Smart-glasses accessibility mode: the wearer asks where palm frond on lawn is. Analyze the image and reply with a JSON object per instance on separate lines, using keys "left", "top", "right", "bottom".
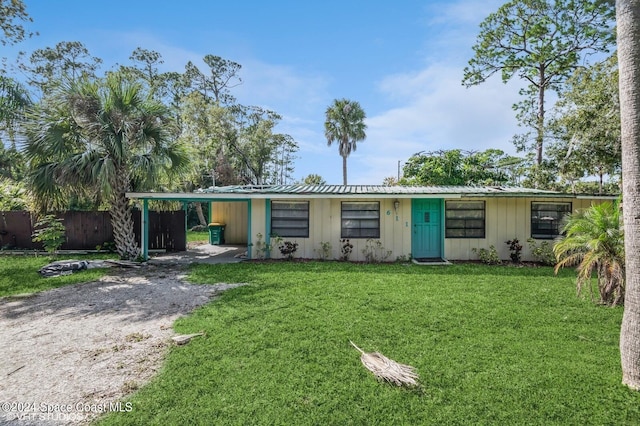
{"left": 349, "top": 340, "right": 419, "bottom": 387}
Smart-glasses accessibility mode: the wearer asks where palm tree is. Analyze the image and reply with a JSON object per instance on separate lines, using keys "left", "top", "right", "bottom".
{"left": 617, "top": 0, "right": 640, "bottom": 391}
{"left": 554, "top": 201, "right": 624, "bottom": 306}
{"left": 24, "top": 72, "right": 188, "bottom": 260}
{"left": 324, "top": 99, "right": 366, "bottom": 185}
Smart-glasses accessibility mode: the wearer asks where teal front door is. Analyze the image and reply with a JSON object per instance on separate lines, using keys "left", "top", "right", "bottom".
{"left": 412, "top": 199, "right": 442, "bottom": 259}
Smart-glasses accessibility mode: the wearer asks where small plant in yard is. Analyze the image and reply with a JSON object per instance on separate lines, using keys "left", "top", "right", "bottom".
{"left": 395, "top": 253, "right": 411, "bottom": 263}
{"left": 339, "top": 239, "right": 354, "bottom": 261}
{"left": 314, "top": 241, "right": 332, "bottom": 260}
{"left": 505, "top": 238, "right": 523, "bottom": 263}
{"left": 527, "top": 238, "right": 556, "bottom": 266}
{"left": 254, "top": 233, "right": 271, "bottom": 259}
{"left": 361, "top": 239, "right": 392, "bottom": 263}
{"left": 554, "top": 201, "right": 624, "bottom": 306}
{"left": 472, "top": 246, "right": 502, "bottom": 265}
{"left": 32, "top": 215, "right": 66, "bottom": 254}
{"left": 278, "top": 241, "right": 299, "bottom": 260}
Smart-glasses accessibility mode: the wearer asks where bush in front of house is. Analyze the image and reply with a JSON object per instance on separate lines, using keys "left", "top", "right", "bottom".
{"left": 505, "top": 238, "right": 523, "bottom": 263}
{"left": 527, "top": 238, "right": 556, "bottom": 266}
{"left": 278, "top": 241, "right": 298, "bottom": 260}
{"left": 472, "top": 246, "right": 502, "bottom": 265}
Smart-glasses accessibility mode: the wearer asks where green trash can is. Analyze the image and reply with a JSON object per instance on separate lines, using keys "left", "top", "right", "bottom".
{"left": 208, "top": 223, "right": 226, "bottom": 245}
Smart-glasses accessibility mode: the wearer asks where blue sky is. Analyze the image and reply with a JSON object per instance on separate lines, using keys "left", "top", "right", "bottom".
{"left": 6, "top": 0, "right": 525, "bottom": 185}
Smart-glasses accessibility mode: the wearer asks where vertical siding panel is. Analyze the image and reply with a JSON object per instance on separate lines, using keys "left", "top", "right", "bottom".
{"left": 381, "top": 198, "right": 393, "bottom": 259}
{"left": 485, "top": 198, "right": 499, "bottom": 260}
{"left": 321, "top": 198, "right": 332, "bottom": 258}
{"left": 320, "top": 198, "right": 330, "bottom": 255}
{"left": 495, "top": 198, "right": 508, "bottom": 260}
{"left": 516, "top": 198, "right": 531, "bottom": 260}
{"left": 329, "top": 199, "right": 339, "bottom": 260}
{"left": 395, "top": 198, "right": 410, "bottom": 260}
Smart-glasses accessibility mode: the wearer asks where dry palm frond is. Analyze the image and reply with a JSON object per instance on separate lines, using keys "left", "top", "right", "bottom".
{"left": 349, "top": 340, "right": 419, "bottom": 387}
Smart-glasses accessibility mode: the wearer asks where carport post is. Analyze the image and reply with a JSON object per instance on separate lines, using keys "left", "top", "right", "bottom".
{"left": 142, "top": 199, "right": 149, "bottom": 260}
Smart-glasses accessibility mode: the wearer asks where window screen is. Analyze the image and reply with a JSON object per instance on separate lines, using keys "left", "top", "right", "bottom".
{"left": 531, "top": 202, "right": 571, "bottom": 239}
{"left": 271, "top": 201, "right": 309, "bottom": 238}
{"left": 445, "top": 201, "right": 485, "bottom": 238}
{"left": 341, "top": 202, "right": 380, "bottom": 238}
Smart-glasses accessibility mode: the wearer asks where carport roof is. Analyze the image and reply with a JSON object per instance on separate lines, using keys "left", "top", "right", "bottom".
{"left": 127, "top": 184, "right": 616, "bottom": 200}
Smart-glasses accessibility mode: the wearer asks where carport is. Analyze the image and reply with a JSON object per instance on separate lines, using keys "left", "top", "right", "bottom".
{"left": 126, "top": 191, "right": 253, "bottom": 261}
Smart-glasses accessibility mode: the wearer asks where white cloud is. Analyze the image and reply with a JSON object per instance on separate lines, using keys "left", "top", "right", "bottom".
{"left": 348, "top": 63, "right": 524, "bottom": 184}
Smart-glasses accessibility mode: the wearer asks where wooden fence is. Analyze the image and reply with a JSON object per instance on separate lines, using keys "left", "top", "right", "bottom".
{"left": 0, "top": 210, "right": 186, "bottom": 251}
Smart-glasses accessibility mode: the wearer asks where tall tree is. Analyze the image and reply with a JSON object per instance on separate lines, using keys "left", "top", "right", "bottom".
{"left": 119, "top": 48, "right": 165, "bottom": 99}
{"left": 184, "top": 55, "right": 242, "bottom": 104}
{"left": 324, "top": 98, "right": 367, "bottom": 185}
{"left": 463, "top": 0, "right": 615, "bottom": 168}
{"left": 0, "top": 0, "right": 35, "bottom": 46}
{"left": 548, "top": 55, "right": 621, "bottom": 193}
{"left": 178, "top": 92, "right": 237, "bottom": 225}
{"left": 230, "top": 106, "right": 289, "bottom": 185}
{"left": 24, "top": 72, "right": 188, "bottom": 259}
{"left": 617, "top": 0, "right": 640, "bottom": 391}
{"left": 271, "top": 134, "right": 298, "bottom": 184}
{"left": 19, "top": 41, "right": 103, "bottom": 96}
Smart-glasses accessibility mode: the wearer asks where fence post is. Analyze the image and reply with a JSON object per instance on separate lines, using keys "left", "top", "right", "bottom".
{"left": 142, "top": 199, "right": 149, "bottom": 260}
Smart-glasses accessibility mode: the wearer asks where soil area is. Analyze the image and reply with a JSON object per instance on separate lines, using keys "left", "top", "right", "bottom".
{"left": 0, "top": 245, "right": 246, "bottom": 425}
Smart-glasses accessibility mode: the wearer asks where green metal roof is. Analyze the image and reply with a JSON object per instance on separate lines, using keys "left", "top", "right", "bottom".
{"left": 127, "top": 184, "right": 617, "bottom": 200}
{"left": 195, "top": 184, "right": 567, "bottom": 196}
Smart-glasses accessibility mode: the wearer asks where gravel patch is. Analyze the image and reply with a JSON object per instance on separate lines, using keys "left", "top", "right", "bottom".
{"left": 0, "top": 263, "right": 242, "bottom": 425}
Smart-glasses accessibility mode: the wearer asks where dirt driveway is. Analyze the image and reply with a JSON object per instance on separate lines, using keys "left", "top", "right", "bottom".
{"left": 0, "top": 245, "right": 246, "bottom": 425}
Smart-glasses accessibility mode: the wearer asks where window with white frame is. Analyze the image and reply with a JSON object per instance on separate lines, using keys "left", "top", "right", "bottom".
{"left": 531, "top": 202, "right": 571, "bottom": 239}
{"left": 341, "top": 202, "right": 380, "bottom": 238}
{"left": 445, "top": 201, "right": 485, "bottom": 238}
{"left": 271, "top": 201, "right": 309, "bottom": 238}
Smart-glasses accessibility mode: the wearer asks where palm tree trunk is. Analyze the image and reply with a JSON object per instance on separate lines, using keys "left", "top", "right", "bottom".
{"left": 342, "top": 155, "right": 348, "bottom": 186}
{"left": 617, "top": 0, "right": 640, "bottom": 391}
{"left": 110, "top": 172, "right": 140, "bottom": 260}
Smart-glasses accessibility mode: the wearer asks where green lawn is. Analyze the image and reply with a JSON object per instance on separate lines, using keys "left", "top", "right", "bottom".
{"left": 98, "top": 262, "right": 640, "bottom": 425}
{"left": 0, "top": 254, "right": 115, "bottom": 297}
{"left": 187, "top": 230, "right": 209, "bottom": 243}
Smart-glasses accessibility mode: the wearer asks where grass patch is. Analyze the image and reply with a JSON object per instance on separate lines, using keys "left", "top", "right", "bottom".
{"left": 0, "top": 253, "right": 116, "bottom": 297}
{"left": 98, "top": 262, "right": 640, "bottom": 425}
{"left": 187, "top": 230, "right": 209, "bottom": 243}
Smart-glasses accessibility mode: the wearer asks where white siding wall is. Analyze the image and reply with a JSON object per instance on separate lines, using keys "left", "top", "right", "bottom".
{"left": 209, "top": 196, "right": 607, "bottom": 262}
{"left": 445, "top": 197, "right": 603, "bottom": 261}
{"left": 263, "top": 198, "right": 411, "bottom": 261}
